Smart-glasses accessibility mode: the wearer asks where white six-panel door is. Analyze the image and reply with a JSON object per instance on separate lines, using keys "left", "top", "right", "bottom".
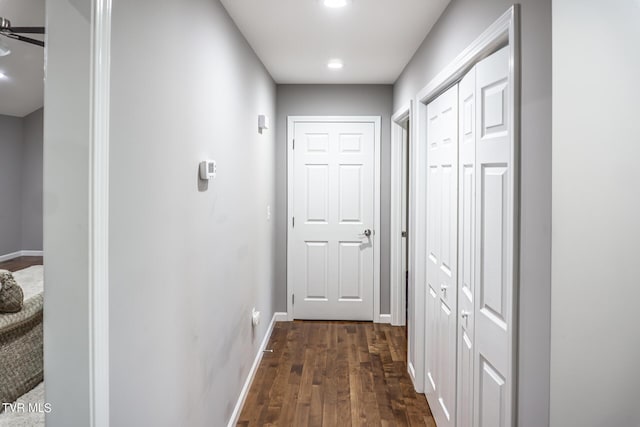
{"left": 291, "top": 120, "right": 376, "bottom": 320}
{"left": 425, "top": 84, "right": 459, "bottom": 427}
{"left": 473, "top": 45, "right": 513, "bottom": 427}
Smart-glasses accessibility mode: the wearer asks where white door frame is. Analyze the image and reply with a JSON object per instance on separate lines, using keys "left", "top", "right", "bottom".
{"left": 390, "top": 103, "right": 412, "bottom": 326}
{"left": 89, "top": 1, "right": 112, "bottom": 425}
{"left": 410, "top": 3, "right": 520, "bottom": 406}
{"left": 45, "top": 1, "right": 112, "bottom": 425}
{"left": 286, "top": 116, "right": 382, "bottom": 322}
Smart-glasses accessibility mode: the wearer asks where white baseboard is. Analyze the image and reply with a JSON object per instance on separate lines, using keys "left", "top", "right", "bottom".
{"left": 408, "top": 361, "right": 417, "bottom": 385}
{"left": 378, "top": 314, "right": 392, "bottom": 324}
{"left": 21, "top": 250, "right": 43, "bottom": 257}
{"left": 0, "top": 250, "right": 43, "bottom": 263}
{"left": 0, "top": 251, "right": 22, "bottom": 263}
{"left": 227, "top": 311, "right": 288, "bottom": 427}
{"left": 273, "top": 312, "right": 288, "bottom": 322}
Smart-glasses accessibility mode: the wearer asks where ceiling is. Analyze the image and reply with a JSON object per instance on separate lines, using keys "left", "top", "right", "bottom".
{"left": 0, "top": 0, "right": 44, "bottom": 117}
{"left": 220, "top": 0, "right": 450, "bottom": 84}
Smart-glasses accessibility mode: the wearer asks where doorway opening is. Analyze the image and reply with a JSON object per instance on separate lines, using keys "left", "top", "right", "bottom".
{"left": 0, "top": 1, "right": 45, "bottom": 423}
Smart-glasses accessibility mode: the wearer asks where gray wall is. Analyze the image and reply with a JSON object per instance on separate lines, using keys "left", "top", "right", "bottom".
{"left": 22, "top": 108, "right": 44, "bottom": 251}
{"left": 393, "top": 1, "right": 552, "bottom": 426}
{"left": 275, "top": 84, "right": 393, "bottom": 315}
{"left": 44, "top": 0, "right": 92, "bottom": 424}
{"left": 108, "top": 0, "right": 276, "bottom": 426}
{"left": 0, "top": 109, "right": 43, "bottom": 256}
{"left": 551, "top": 1, "right": 640, "bottom": 426}
{"left": 0, "top": 115, "right": 23, "bottom": 255}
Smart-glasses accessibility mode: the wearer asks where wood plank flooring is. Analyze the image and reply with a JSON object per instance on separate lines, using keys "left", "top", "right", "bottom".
{"left": 238, "top": 321, "right": 436, "bottom": 427}
{"left": 0, "top": 256, "right": 43, "bottom": 272}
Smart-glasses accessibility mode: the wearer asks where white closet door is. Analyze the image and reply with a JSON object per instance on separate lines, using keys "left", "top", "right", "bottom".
{"left": 425, "top": 84, "right": 458, "bottom": 427}
{"left": 457, "top": 66, "right": 476, "bottom": 427}
{"left": 473, "top": 45, "right": 514, "bottom": 427}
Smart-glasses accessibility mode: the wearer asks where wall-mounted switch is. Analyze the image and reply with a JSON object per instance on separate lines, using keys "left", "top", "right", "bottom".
{"left": 258, "top": 115, "right": 269, "bottom": 131}
{"left": 199, "top": 160, "right": 217, "bottom": 180}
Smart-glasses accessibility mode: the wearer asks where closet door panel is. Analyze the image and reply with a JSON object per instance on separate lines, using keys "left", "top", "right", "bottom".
{"left": 425, "top": 84, "right": 458, "bottom": 427}
{"left": 473, "top": 45, "right": 514, "bottom": 427}
{"left": 457, "top": 66, "right": 476, "bottom": 427}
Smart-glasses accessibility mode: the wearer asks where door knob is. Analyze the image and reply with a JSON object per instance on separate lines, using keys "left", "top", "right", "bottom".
{"left": 362, "top": 229, "right": 372, "bottom": 237}
{"left": 441, "top": 284, "right": 448, "bottom": 297}
{"left": 461, "top": 310, "right": 470, "bottom": 319}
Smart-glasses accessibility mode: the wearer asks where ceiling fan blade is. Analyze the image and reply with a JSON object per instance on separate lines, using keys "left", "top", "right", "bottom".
{"left": 2, "top": 33, "right": 44, "bottom": 47}
{"left": 7, "top": 27, "right": 45, "bottom": 34}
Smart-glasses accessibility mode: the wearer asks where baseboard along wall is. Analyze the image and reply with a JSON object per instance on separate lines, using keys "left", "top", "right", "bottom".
{"left": 227, "top": 312, "right": 288, "bottom": 427}
{"left": 0, "top": 250, "right": 44, "bottom": 263}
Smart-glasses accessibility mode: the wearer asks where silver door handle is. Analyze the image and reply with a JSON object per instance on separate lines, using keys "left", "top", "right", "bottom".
{"left": 461, "top": 310, "right": 471, "bottom": 319}
{"left": 359, "top": 229, "right": 372, "bottom": 237}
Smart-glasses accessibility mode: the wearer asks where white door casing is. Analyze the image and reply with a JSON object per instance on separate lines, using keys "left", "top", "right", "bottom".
{"left": 457, "top": 66, "right": 476, "bottom": 427}
{"left": 288, "top": 117, "right": 380, "bottom": 321}
{"left": 424, "top": 84, "right": 459, "bottom": 427}
{"left": 391, "top": 104, "right": 412, "bottom": 328}
{"left": 473, "top": 45, "right": 514, "bottom": 427}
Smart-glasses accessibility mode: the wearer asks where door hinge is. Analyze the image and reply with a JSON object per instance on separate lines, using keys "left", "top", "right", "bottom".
{"left": 292, "top": 294, "right": 295, "bottom": 305}
{"left": 293, "top": 139, "right": 295, "bottom": 150}
{"left": 292, "top": 217, "right": 295, "bottom": 227}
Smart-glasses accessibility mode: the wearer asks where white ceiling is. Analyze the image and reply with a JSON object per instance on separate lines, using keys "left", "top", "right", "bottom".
{"left": 0, "top": 0, "right": 44, "bottom": 117}
{"left": 220, "top": 0, "right": 450, "bottom": 84}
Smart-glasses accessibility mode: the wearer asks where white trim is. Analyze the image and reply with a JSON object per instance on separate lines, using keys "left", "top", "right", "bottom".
{"left": 0, "top": 251, "right": 22, "bottom": 263}
{"left": 88, "top": 1, "right": 112, "bottom": 426}
{"left": 227, "top": 312, "right": 288, "bottom": 427}
{"left": 408, "top": 95, "right": 427, "bottom": 392}
{"left": 412, "top": 4, "right": 520, "bottom": 419}
{"left": 508, "top": 8, "right": 522, "bottom": 427}
{"left": 378, "top": 314, "right": 392, "bottom": 324}
{"left": 21, "top": 250, "right": 44, "bottom": 257}
{"left": 273, "top": 312, "right": 289, "bottom": 322}
{"left": 416, "top": 7, "right": 514, "bottom": 105}
{"left": 408, "top": 361, "right": 417, "bottom": 386}
{"left": 286, "top": 116, "right": 382, "bottom": 322}
{"left": 0, "top": 250, "right": 44, "bottom": 263}
{"left": 390, "top": 103, "right": 412, "bottom": 326}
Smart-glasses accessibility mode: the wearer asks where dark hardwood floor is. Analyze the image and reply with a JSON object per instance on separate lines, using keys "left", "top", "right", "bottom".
{"left": 238, "top": 321, "right": 436, "bottom": 427}
{"left": 0, "top": 256, "right": 43, "bottom": 272}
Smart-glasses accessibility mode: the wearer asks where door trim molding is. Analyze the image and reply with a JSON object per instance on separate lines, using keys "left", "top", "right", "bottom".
{"left": 88, "top": 0, "right": 112, "bottom": 426}
{"left": 390, "top": 103, "right": 412, "bottom": 326}
{"left": 411, "top": 4, "right": 520, "bottom": 418}
{"left": 286, "top": 116, "right": 382, "bottom": 322}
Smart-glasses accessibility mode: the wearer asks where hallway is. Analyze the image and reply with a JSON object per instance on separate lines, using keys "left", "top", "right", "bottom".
{"left": 238, "top": 322, "right": 435, "bottom": 426}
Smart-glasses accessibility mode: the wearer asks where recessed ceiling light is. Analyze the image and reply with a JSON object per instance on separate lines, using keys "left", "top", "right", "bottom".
{"left": 0, "top": 72, "right": 7, "bottom": 79}
{"left": 327, "top": 59, "right": 344, "bottom": 70}
{"left": 323, "top": 0, "right": 350, "bottom": 8}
